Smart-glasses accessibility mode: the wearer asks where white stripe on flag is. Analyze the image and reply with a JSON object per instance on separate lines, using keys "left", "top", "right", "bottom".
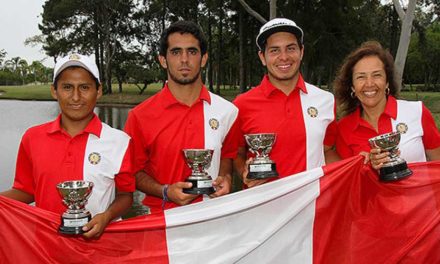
{"left": 165, "top": 167, "right": 324, "bottom": 264}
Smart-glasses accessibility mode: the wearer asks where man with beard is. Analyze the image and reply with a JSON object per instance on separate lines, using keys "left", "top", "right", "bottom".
{"left": 124, "top": 21, "right": 239, "bottom": 213}
{"left": 233, "top": 18, "right": 339, "bottom": 188}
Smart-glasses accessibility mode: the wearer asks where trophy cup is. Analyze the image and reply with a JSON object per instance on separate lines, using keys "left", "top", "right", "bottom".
{"left": 369, "top": 131, "right": 413, "bottom": 182}
{"left": 245, "top": 133, "right": 279, "bottom": 179}
{"left": 57, "top": 180, "right": 94, "bottom": 235}
{"left": 182, "top": 149, "right": 215, "bottom": 195}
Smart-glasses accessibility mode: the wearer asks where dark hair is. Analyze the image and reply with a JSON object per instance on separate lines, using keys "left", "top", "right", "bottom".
{"left": 53, "top": 66, "right": 100, "bottom": 89}
{"left": 333, "top": 41, "right": 399, "bottom": 117}
{"left": 159, "top": 20, "right": 208, "bottom": 57}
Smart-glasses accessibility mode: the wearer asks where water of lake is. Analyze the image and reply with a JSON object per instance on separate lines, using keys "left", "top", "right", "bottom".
{"left": 0, "top": 100, "right": 148, "bottom": 216}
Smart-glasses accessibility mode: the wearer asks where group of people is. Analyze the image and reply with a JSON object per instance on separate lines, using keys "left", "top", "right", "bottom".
{"left": 1, "top": 18, "right": 440, "bottom": 239}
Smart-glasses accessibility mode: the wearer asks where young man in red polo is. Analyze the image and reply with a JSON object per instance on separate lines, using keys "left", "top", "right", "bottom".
{"left": 124, "top": 21, "right": 239, "bottom": 213}
{"left": 0, "top": 54, "right": 134, "bottom": 238}
{"left": 234, "top": 18, "right": 340, "bottom": 188}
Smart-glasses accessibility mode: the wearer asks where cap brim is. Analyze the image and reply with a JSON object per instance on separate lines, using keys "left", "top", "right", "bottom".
{"left": 53, "top": 61, "right": 98, "bottom": 82}
{"left": 256, "top": 25, "right": 303, "bottom": 50}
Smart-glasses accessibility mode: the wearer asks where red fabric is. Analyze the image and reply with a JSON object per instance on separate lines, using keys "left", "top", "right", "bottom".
{"left": 336, "top": 96, "right": 440, "bottom": 159}
{"left": 421, "top": 104, "right": 440, "bottom": 149}
{"left": 124, "top": 85, "right": 208, "bottom": 212}
{"left": 0, "top": 196, "right": 168, "bottom": 263}
{"left": 13, "top": 114, "right": 134, "bottom": 214}
{"left": 234, "top": 74, "right": 336, "bottom": 179}
{"left": 124, "top": 84, "right": 239, "bottom": 213}
{"left": 2, "top": 158, "right": 440, "bottom": 263}
{"left": 314, "top": 157, "right": 440, "bottom": 264}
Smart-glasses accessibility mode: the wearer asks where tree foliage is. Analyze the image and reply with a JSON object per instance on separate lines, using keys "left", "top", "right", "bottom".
{"left": 0, "top": 55, "right": 52, "bottom": 85}
{"left": 8, "top": 0, "right": 438, "bottom": 93}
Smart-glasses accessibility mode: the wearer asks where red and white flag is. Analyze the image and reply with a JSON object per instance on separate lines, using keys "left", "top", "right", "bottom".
{"left": 1, "top": 156, "right": 440, "bottom": 263}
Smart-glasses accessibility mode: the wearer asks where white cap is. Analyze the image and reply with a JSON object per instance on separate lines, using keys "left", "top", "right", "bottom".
{"left": 256, "top": 18, "right": 304, "bottom": 50}
{"left": 53, "top": 53, "right": 100, "bottom": 82}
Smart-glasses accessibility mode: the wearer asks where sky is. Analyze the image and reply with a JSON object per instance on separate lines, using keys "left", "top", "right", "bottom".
{"left": 0, "top": 0, "right": 51, "bottom": 66}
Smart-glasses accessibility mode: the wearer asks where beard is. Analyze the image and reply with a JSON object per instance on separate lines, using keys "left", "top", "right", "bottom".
{"left": 168, "top": 68, "right": 201, "bottom": 85}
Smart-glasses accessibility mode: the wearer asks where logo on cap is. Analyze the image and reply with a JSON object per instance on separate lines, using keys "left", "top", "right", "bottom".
{"left": 69, "top": 54, "right": 81, "bottom": 61}
{"left": 88, "top": 152, "right": 101, "bottom": 165}
{"left": 263, "top": 21, "right": 290, "bottom": 31}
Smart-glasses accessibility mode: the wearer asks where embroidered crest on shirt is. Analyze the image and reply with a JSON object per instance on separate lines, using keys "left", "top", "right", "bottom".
{"left": 396, "top": 123, "right": 408, "bottom": 134}
{"left": 209, "top": 118, "right": 219, "bottom": 130}
{"left": 88, "top": 152, "right": 101, "bottom": 165}
{"left": 307, "top": 107, "right": 318, "bottom": 118}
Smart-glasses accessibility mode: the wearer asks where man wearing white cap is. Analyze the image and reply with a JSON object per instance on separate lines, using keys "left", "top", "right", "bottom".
{"left": 234, "top": 18, "right": 339, "bottom": 187}
{"left": 0, "top": 54, "right": 135, "bottom": 238}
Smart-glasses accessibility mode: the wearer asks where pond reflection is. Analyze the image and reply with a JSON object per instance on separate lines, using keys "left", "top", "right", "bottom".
{"left": 95, "top": 106, "right": 130, "bottom": 130}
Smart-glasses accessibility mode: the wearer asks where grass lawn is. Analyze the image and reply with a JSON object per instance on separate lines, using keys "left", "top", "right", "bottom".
{"left": 0, "top": 83, "right": 164, "bottom": 105}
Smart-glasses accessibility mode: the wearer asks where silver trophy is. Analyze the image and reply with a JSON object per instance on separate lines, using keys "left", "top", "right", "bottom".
{"left": 182, "top": 149, "right": 215, "bottom": 195}
{"left": 369, "top": 131, "right": 412, "bottom": 181}
{"left": 245, "top": 133, "right": 279, "bottom": 179}
{"left": 57, "top": 180, "right": 94, "bottom": 235}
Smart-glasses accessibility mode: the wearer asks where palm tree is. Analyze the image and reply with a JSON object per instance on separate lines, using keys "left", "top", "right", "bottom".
{"left": 4, "top": 57, "right": 21, "bottom": 72}
{"left": 29, "top": 61, "right": 46, "bottom": 84}
{"left": 0, "top": 49, "right": 7, "bottom": 68}
{"left": 18, "top": 59, "right": 29, "bottom": 85}
{"left": 4, "top": 57, "right": 29, "bottom": 85}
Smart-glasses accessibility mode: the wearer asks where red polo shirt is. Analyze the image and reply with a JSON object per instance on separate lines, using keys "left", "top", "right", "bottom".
{"left": 233, "top": 75, "right": 336, "bottom": 179}
{"left": 13, "top": 114, "right": 134, "bottom": 215}
{"left": 124, "top": 84, "right": 239, "bottom": 213}
{"left": 336, "top": 96, "right": 440, "bottom": 159}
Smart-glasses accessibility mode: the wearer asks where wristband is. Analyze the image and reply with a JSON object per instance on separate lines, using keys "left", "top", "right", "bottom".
{"left": 162, "top": 184, "right": 169, "bottom": 209}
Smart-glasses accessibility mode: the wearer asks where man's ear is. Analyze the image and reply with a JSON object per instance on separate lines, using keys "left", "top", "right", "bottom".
{"left": 258, "top": 51, "right": 267, "bottom": 66}
{"left": 158, "top": 55, "right": 167, "bottom": 69}
{"left": 300, "top": 45, "right": 305, "bottom": 61}
{"left": 97, "top": 84, "right": 103, "bottom": 99}
{"left": 201, "top": 53, "right": 208, "bottom": 68}
{"left": 50, "top": 84, "right": 58, "bottom": 100}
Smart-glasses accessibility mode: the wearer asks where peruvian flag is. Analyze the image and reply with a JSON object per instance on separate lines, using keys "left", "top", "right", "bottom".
{"left": 1, "top": 156, "right": 440, "bottom": 263}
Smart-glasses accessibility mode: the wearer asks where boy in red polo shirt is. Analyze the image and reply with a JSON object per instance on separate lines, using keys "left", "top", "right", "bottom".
{"left": 0, "top": 54, "right": 134, "bottom": 238}
{"left": 124, "top": 21, "right": 239, "bottom": 213}
{"left": 233, "top": 18, "right": 340, "bottom": 188}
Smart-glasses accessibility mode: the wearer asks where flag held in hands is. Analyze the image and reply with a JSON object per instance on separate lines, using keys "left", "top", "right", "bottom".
{"left": 1, "top": 157, "right": 440, "bottom": 263}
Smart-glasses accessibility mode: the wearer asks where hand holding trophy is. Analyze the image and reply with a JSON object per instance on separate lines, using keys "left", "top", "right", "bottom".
{"left": 369, "top": 131, "right": 412, "bottom": 181}
{"left": 182, "top": 149, "right": 215, "bottom": 195}
{"left": 244, "top": 133, "right": 279, "bottom": 180}
{"left": 57, "top": 180, "right": 94, "bottom": 235}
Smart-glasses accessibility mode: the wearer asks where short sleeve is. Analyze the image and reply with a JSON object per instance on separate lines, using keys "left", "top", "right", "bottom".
{"left": 115, "top": 139, "right": 135, "bottom": 192}
{"left": 335, "top": 123, "right": 355, "bottom": 159}
{"left": 221, "top": 117, "right": 240, "bottom": 159}
{"left": 421, "top": 104, "right": 440, "bottom": 150}
{"left": 124, "top": 111, "right": 149, "bottom": 173}
{"left": 12, "top": 134, "right": 35, "bottom": 196}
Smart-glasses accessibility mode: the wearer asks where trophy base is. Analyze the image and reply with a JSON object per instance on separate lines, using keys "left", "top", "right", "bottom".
{"left": 58, "top": 214, "right": 91, "bottom": 235}
{"left": 248, "top": 163, "right": 279, "bottom": 180}
{"left": 183, "top": 178, "right": 215, "bottom": 195}
{"left": 59, "top": 225, "right": 85, "bottom": 235}
{"left": 379, "top": 162, "right": 413, "bottom": 182}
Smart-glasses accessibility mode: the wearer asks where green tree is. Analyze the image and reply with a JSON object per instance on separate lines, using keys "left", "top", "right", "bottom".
{"left": 40, "top": 0, "right": 136, "bottom": 93}
{"left": 28, "top": 61, "right": 50, "bottom": 84}
{"left": 406, "top": 22, "right": 440, "bottom": 90}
